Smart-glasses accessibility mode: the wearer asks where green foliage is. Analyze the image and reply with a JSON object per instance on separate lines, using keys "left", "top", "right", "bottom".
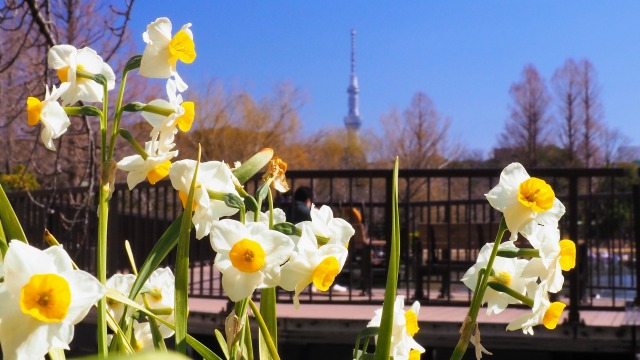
{"left": 0, "top": 164, "right": 39, "bottom": 192}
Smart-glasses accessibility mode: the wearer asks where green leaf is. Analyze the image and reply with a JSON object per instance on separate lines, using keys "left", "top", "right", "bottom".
{"left": 64, "top": 106, "right": 103, "bottom": 117}
{"left": 214, "top": 329, "right": 230, "bottom": 360}
{"left": 128, "top": 215, "right": 182, "bottom": 299}
{"left": 0, "top": 183, "right": 27, "bottom": 249}
{"left": 106, "top": 290, "right": 223, "bottom": 360}
{"left": 259, "top": 288, "right": 278, "bottom": 360}
{"left": 354, "top": 326, "right": 379, "bottom": 360}
{"left": 175, "top": 150, "right": 200, "bottom": 353}
{"left": 75, "top": 350, "right": 191, "bottom": 360}
{"left": 124, "top": 55, "right": 143, "bottom": 73}
{"left": 373, "top": 157, "right": 401, "bottom": 360}
{"left": 232, "top": 148, "right": 274, "bottom": 185}
{"left": 244, "top": 195, "right": 259, "bottom": 213}
{"left": 272, "top": 222, "right": 301, "bottom": 237}
{"left": 223, "top": 193, "right": 245, "bottom": 210}
{"left": 121, "top": 102, "right": 147, "bottom": 113}
{"left": 93, "top": 73, "right": 107, "bottom": 86}
{"left": 48, "top": 348, "right": 66, "bottom": 360}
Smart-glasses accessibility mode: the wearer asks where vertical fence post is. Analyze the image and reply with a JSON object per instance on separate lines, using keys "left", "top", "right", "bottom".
{"left": 568, "top": 174, "right": 581, "bottom": 324}
{"left": 633, "top": 175, "right": 640, "bottom": 304}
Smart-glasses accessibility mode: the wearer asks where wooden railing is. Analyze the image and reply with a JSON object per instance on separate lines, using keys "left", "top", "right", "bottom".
{"left": 5, "top": 167, "right": 640, "bottom": 323}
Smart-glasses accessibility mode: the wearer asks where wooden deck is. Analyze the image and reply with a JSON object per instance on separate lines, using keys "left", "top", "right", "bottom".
{"left": 186, "top": 294, "right": 639, "bottom": 357}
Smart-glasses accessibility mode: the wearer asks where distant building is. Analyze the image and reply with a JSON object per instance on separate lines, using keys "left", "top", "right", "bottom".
{"left": 344, "top": 29, "right": 362, "bottom": 132}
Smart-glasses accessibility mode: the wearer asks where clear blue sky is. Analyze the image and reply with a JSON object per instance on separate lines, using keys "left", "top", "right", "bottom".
{"left": 128, "top": 1, "right": 640, "bottom": 156}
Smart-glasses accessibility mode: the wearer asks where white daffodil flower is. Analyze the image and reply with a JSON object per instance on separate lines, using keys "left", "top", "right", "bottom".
{"left": 462, "top": 241, "right": 530, "bottom": 315}
{"left": 169, "top": 160, "right": 240, "bottom": 239}
{"left": 142, "top": 78, "right": 195, "bottom": 146}
{"left": 246, "top": 208, "right": 287, "bottom": 226}
{"left": 143, "top": 267, "right": 175, "bottom": 338}
{"left": 367, "top": 295, "right": 425, "bottom": 360}
{"left": 297, "top": 205, "right": 355, "bottom": 247}
{"left": 506, "top": 281, "right": 566, "bottom": 335}
{"left": 47, "top": 45, "right": 116, "bottom": 106}
{"left": 132, "top": 321, "right": 155, "bottom": 352}
{"left": 117, "top": 140, "right": 178, "bottom": 190}
{"left": 106, "top": 273, "right": 138, "bottom": 323}
{"left": 522, "top": 226, "right": 576, "bottom": 293}
{"left": 0, "top": 241, "right": 105, "bottom": 360}
{"left": 279, "top": 223, "right": 348, "bottom": 308}
{"left": 485, "top": 162, "right": 565, "bottom": 241}
{"left": 26, "top": 83, "right": 71, "bottom": 151}
{"left": 139, "top": 17, "right": 196, "bottom": 92}
{"left": 210, "top": 219, "right": 294, "bottom": 302}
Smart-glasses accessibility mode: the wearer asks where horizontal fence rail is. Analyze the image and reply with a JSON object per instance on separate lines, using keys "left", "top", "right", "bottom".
{"left": 6, "top": 167, "right": 640, "bottom": 320}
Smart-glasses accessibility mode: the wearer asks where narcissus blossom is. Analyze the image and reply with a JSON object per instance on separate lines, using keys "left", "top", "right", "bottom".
{"left": 47, "top": 45, "right": 115, "bottom": 105}
{"left": 0, "top": 241, "right": 105, "bottom": 360}
{"left": 279, "top": 223, "right": 348, "bottom": 308}
{"left": 485, "top": 162, "right": 565, "bottom": 241}
{"left": 105, "top": 273, "right": 137, "bottom": 322}
{"left": 210, "top": 219, "right": 294, "bottom": 302}
{"left": 462, "top": 241, "right": 530, "bottom": 315}
{"left": 139, "top": 17, "right": 196, "bottom": 92}
{"left": 298, "top": 205, "right": 355, "bottom": 247}
{"left": 26, "top": 83, "right": 71, "bottom": 151}
{"left": 367, "top": 295, "right": 425, "bottom": 360}
{"left": 522, "top": 226, "right": 576, "bottom": 293}
{"left": 262, "top": 157, "right": 289, "bottom": 193}
{"left": 142, "top": 267, "right": 175, "bottom": 338}
{"left": 169, "top": 160, "right": 240, "bottom": 239}
{"left": 506, "top": 281, "right": 566, "bottom": 335}
{"left": 117, "top": 140, "right": 178, "bottom": 190}
{"left": 142, "top": 78, "right": 195, "bottom": 147}
{"left": 246, "top": 208, "right": 287, "bottom": 226}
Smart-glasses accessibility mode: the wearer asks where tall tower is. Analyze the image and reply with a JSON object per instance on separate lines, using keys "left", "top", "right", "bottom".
{"left": 344, "top": 29, "right": 362, "bottom": 131}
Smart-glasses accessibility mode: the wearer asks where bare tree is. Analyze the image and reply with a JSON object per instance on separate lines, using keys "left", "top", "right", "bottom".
{"left": 177, "top": 81, "right": 307, "bottom": 166}
{"left": 498, "top": 64, "right": 552, "bottom": 167}
{"left": 379, "top": 92, "right": 456, "bottom": 170}
{"left": 552, "top": 58, "right": 581, "bottom": 167}
{"left": 577, "top": 59, "right": 604, "bottom": 167}
{"left": 599, "top": 126, "right": 630, "bottom": 167}
{"left": 0, "top": 0, "right": 136, "bottom": 244}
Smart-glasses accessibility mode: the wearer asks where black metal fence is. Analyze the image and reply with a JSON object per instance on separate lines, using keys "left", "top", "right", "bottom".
{"left": 6, "top": 167, "right": 640, "bottom": 317}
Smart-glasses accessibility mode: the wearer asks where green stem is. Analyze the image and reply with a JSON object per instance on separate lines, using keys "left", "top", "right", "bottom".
{"left": 107, "top": 68, "right": 130, "bottom": 159}
{"left": 96, "top": 184, "right": 110, "bottom": 357}
{"left": 249, "top": 299, "right": 281, "bottom": 360}
{"left": 450, "top": 217, "right": 507, "bottom": 360}
{"left": 486, "top": 281, "right": 534, "bottom": 307}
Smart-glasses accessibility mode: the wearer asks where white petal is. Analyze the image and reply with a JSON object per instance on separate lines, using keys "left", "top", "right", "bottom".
{"left": 4, "top": 241, "right": 55, "bottom": 294}
{"left": 48, "top": 45, "right": 76, "bottom": 69}
{"left": 61, "top": 270, "right": 105, "bottom": 324}
{"left": 221, "top": 267, "right": 262, "bottom": 302}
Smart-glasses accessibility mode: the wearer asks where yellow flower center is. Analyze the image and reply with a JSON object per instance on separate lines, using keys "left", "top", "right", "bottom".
{"left": 177, "top": 101, "right": 195, "bottom": 132}
{"left": 26, "top": 97, "right": 42, "bottom": 126}
{"left": 559, "top": 239, "right": 576, "bottom": 271}
{"left": 57, "top": 66, "right": 70, "bottom": 83}
{"left": 542, "top": 301, "right": 566, "bottom": 329}
{"left": 490, "top": 271, "right": 511, "bottom": 286}
{"left": 229, "top": 239, "right": 266, "bottom": 273}
{"left": 20, "top": 273, "right": 71, "bottom": 323}
{"left": 405, "top": 309, "right": 419, "bottom": 336}
{"left": 169, "top": 30, "right": 196, "bottom": 65}
{"left": 178, "top": 184, "right": 201, "bottom": 210}
{"left": 312, "top": 256, "right": 340, "bottom": 291}
{"left": 409, "top": 349, "right": 422, "bottom": 360}
{"left": 147, "top": 160, "right": 172, "bottom": 184}
{"left": 57, "top": 64, "right": 85, "bottom": 83}
{"left": 518, "top": 177, "right": 555, "bottom": 212}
